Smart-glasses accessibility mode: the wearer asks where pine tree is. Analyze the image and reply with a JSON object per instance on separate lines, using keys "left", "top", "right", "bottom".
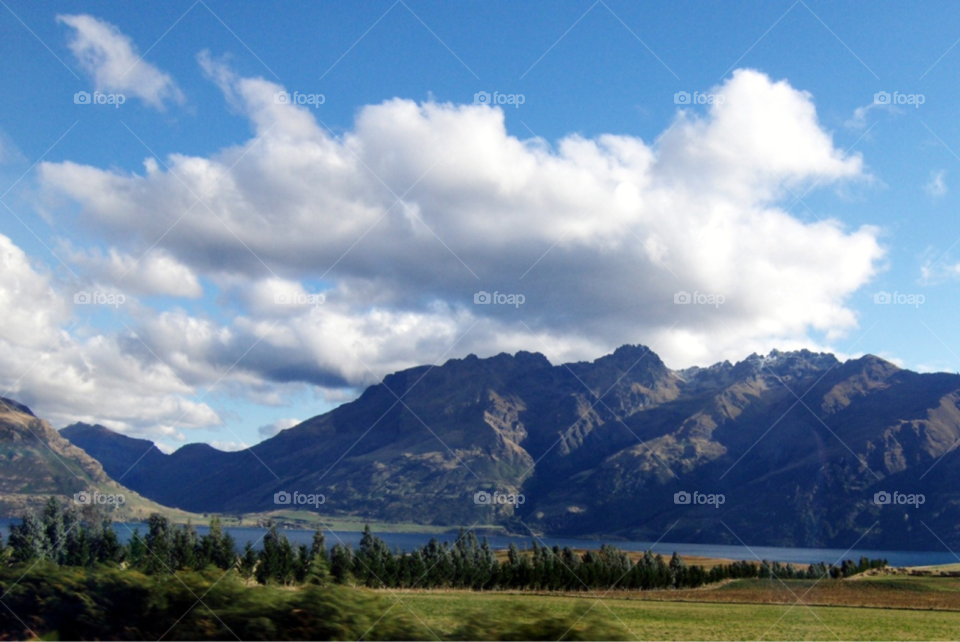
{"left": 309, "top": 526, "right": 327, "bottom": 562}
{"left": 329, "top": 542, "right": 355, "bottom": 585}
{"left": 171, "top": 522, "right": 198, "bottom": 570}
{"left": 127, "top": 528, "right": 147, "bottom": 568}
{"left": 256, "top": 522, "right": 284, "bottom": 584}
{"left": 294, "top": 543, "right": 311, "bottom": 583}
{"left": 145, "top": 514, "right": 173, "bottom": 573}
{"left": 238, "top": 541, "right": 258, "bottom": 580}
{"left": 92, "top": 518, "right": 123, "bottom": 564}
{"left": 8, "top": 513, "right": 46, "bottom": 562}
{"left": 41, "top": 498, "right": 66, "bottom": 564}
{"left": 306, "top": 548, "right": 331, "bottom": 585}
{"left": 405, "top": 549, "right": 427, "bottom": 589}
{"left": 669, "top": 552, "right": 687, "bottom": 588}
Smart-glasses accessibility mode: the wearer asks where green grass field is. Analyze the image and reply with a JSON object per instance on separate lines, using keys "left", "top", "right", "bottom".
{"left": 259, "top": 511, "right": 493, "bottom": 534}
{"left": 393, "top": 577, "right": 960, "bottom": 640}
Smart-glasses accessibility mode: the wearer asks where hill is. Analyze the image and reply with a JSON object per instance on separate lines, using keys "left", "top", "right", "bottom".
{"left": 0, "top": 398, "right": 198, "bottom": 522}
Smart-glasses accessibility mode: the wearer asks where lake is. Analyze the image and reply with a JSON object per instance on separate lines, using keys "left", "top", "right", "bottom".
{"left": 1, "top": 519, "right": 956, "bottom": 567}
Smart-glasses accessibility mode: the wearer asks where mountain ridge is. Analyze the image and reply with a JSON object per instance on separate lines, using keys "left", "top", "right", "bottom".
{"left": 57, "top": 345, "right": 960, "bottom": 550}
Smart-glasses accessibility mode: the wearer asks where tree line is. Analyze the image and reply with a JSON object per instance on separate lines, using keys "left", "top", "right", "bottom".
{"left": 5, "top": 499, "right": 887, "bottom": 591}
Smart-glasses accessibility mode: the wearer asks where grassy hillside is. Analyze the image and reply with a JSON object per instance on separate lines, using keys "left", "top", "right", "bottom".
{"left": 0, "top": 398, "right": 201, "bottom": 523}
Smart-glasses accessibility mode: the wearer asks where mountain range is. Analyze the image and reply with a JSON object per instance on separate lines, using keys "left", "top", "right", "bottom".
{"left": 50, "top": 345, "right": 960, "bottom": 551}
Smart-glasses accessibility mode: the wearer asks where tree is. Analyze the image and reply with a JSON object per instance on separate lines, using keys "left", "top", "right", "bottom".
{"left": 669, "top": 552, "right": 687, "bottom": 588}
{"left": 41, "top": 498, "right": 66, "bottom": 564}
{"left": 309, "top": 526, "right": 327, "bottom": 562}
{"left": 171, "top": 521, "right": 198, "bottom": 570}
{"left": 238, "top": 541, "right": 258, "bottom": 581}
{"left": 329, "top": 543, "right": 355, "bottom": 585}
{"left": 91, "top": 518, "right": 123, "bottom": 564}
{"left": 127, "top": 528, "right": 147, "bottom": 568}
{"left": 9, "top": 513, "right": 46, "bottom": 562}
{"left": 295, "top": 543, "right": 311, "bottom": 583}
{"left": 198, "top": 517, "right": 235, "bottom": 570}
{"left": 144, "top": 514, "right": 173, "bottom": 573}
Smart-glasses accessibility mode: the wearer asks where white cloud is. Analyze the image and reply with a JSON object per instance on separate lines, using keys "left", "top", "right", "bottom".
{"left": 61, "top": 245, "right": 203, "bottom": 298}
{"left": 921, "top": 259, "right": 960, "bottom": 284}
{"left": 257, "top": 418, "right": 300, "bottom": 439}
{"left": 0, "top": 233, "right": 218, "bottom": 436}
{"left": 925, "top": 170, "right": 947, "bottom": 197}
{"left": 21, "top": 66, "right": 886, "bottom": 437}
{"left": 846, "top": 103, "right": 876, "bottom": 129}
{"left": 208, "top": 440, "right": 250, "bottom": 452}
{"left": 845, "top": 101, "right": 897, "bottom": 129}
{"left": 919, "top": 243, "right": 960, "bottom": 284}
{"left": 58, "top": 14, "right": 185, "bottom": 110}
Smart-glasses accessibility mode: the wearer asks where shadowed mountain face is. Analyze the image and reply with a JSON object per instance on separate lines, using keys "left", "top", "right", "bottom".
{"left": 60, "top": 347, "right": 960, "bottom": 550}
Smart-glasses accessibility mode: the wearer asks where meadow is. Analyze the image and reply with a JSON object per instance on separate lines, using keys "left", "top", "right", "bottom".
{"left": 401, "top": 577, "right": 960, "bottom": 641}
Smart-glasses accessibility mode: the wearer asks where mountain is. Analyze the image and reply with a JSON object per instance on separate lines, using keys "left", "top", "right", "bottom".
{"left": 0, "top": 398, "right": 196, "bottom": 521}
{"left": 60, "top": 347, "right": 960, "bottom": 550}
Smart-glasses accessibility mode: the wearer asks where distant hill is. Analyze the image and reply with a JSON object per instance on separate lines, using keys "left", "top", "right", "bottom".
{"left": 0, "top": 398, "right": 198, "bottom": 522}
{"left": 59, "top": 347, "right": 960, "bottom": 550}
{"left": 60, "top": 422, "right": 236, "bottom": 511}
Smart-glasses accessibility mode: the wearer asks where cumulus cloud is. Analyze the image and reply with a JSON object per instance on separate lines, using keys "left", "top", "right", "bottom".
{"left": 19, "top": 65, "right": 885, "bottom": 438}
{"left": 258, "top": 418, "right": 300, "bottom": 439}
{"left": 0, "top": 233, "right": 218, "bottom": 436}
{"left": 58, "top": 14, "right": 185, "bottom": 110}
{"left": 61, "top": 245, "right": 203, "bottom": 298}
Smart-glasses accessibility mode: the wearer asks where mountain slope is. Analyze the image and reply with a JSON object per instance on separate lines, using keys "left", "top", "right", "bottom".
{"left": 0, "top": 398, "right": 197, "bottom": 521}
{"left": 59, "top": 348, "right": 960, "bottom": 550}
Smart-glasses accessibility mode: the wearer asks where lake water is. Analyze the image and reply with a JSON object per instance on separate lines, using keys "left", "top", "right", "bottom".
{"left": 1, "top": 519, "right": 956, "bottom": 567}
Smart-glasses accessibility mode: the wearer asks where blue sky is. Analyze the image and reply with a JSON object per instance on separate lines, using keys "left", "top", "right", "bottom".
{"left": 1, "top": 0, "right": 960, "bottom": 451}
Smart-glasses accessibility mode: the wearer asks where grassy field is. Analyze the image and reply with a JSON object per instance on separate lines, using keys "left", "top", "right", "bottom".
{"left": 255, "top": 511, "right": 494, "bottom": 534}
{"left": 112, "top": 508, "right": 491, "bottom": 534}
{"left": 400, "top": 590, "right": 960, "bottom": 640}
{"left": 393, "top": 575, "right": 960, "bottom": 640}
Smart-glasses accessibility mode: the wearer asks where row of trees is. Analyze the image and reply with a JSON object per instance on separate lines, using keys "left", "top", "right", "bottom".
{"left": 5, "top": 499, "right": 886, "bottom": 591}
{"left": 6, "top": 500, "right": 328, "bottom": 585}
{"left": 333, "top": 528, "right": 885, "bottom": 591}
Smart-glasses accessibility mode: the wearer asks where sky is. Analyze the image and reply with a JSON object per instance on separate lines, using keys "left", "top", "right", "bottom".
{"left": 1, "top": 0, "right": 959, "bottom": 452}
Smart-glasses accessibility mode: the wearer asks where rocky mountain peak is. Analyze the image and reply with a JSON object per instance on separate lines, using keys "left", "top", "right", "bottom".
{"left": 0, "top": 397, "right": 35, "bottom": 417}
